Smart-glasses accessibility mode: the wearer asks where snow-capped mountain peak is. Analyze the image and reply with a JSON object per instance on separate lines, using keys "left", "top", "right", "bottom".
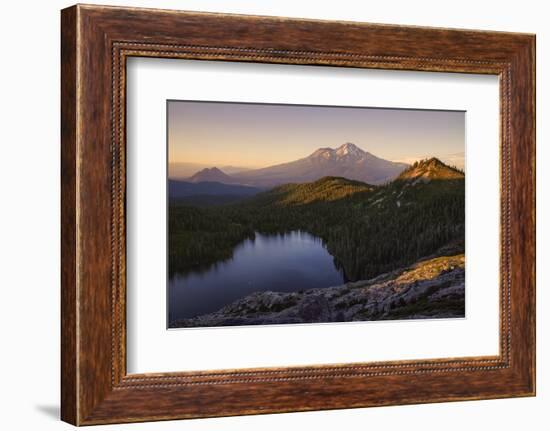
{"left": 335, "top": 142, "right": 365, "bottom": 158}
{"left": 310, "top": 143, "right": 366, "bottom": 161}
{"left": 310, "top": 147, "right": 335, "bottom": 160}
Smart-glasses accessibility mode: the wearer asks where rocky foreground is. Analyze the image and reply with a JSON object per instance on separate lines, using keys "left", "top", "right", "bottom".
{"left": 171, "top": 253, "right": 465, "bottom": 328}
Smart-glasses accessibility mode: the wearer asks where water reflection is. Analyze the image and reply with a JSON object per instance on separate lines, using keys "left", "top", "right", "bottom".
{"left": 168, "top": 231, "right": 345, "bottom": 322}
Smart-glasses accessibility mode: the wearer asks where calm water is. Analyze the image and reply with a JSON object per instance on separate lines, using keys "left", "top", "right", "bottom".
{"left": 168, "top": 231, "right": 345, "bottom": 323}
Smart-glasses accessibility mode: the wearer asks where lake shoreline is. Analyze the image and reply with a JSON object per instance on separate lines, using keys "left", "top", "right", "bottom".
{"left": 169, "top": 230, "right": 346, "bottom": 322}
{"left": 170, "top": 252, "right": 465, "bottom": 329}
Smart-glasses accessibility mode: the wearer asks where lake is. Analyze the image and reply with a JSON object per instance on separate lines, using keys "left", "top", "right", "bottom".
{"left": 168, "top": 230, "right": 346, "bottom": 323}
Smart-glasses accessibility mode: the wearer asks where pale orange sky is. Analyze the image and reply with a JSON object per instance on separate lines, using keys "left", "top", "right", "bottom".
{"left": 168, "top": 101, "right": 465, "bottom": 170}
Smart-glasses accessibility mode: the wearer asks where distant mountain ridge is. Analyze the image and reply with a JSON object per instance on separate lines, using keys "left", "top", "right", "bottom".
{"left": 169, "top": 162, "right": 252, "bottom": 179}
{"left": 181, "top": 143, "right": 409, "bottom": 188}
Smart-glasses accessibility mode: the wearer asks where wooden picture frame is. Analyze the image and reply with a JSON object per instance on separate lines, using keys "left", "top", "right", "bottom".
{"left": 61, "top": 4, "right": 535, "bottom": 425}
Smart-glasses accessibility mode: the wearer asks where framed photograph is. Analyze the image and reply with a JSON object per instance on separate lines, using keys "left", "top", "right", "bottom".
{"left": 61, "top": 4, "right": 536, "bottom": 425}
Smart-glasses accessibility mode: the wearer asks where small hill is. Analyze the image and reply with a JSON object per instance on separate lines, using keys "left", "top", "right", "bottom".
{"left": 397, "top": 158, "right": 464, "bottom": 182}
{"left": 188, "top": 167, "right": 238, "bottom": 184}
{"left": 247, "top": 176, "right": 375, "bottom": 206}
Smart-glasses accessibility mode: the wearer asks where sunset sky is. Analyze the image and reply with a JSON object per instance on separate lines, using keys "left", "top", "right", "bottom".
{"left": 168, "top": 100, "right": 465, "bottom": 173}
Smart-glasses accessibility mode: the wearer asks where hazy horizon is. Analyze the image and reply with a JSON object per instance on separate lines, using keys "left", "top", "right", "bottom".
{"left": 168, "top": 100, "right": 465, "bottom": 177}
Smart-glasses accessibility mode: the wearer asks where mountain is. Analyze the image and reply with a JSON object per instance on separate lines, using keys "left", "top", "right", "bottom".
{"left": 397, "top": 157, "right": 464, "bottom": 182}
{"left": 169, "top": 163, "right": 252, "bottom": 179}
{"left": 234, "top": 143, "right": 409, "bottom": 187}
{"left": 187, "top": 167, "right": 239, "bottom": 184}
{"left": 182, "top": 144, "right": 409, "bottom": 188}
